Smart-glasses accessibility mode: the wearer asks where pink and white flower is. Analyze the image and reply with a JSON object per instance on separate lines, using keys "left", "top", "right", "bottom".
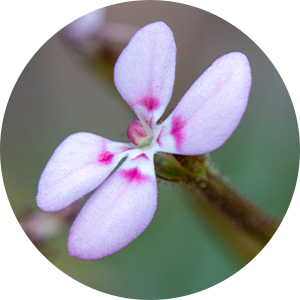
{"left": 37, "top": 21, "right": 252, "bottom": 260}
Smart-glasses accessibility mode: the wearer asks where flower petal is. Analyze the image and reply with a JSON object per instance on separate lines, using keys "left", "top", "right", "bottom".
{"left": 37, "top": 132, "right": 130, "bottom": 212}
{"left": 68, "top": 153, "right": 157, "bottom": 260}
{"left": 114, "top": 21, "right": 176, "bottom": 129}
{"left": 156, "top": 52, "right": 252, "bottom": 155}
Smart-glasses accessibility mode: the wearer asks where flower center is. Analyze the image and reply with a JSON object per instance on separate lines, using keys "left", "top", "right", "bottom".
{"left": 127, "top": 119, "right": 153, "bottom": 147}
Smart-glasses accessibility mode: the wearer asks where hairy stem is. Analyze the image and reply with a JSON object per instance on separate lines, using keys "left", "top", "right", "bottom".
{"left": 155, "top": 153, "right": 280, "bottom": 255}
{"left": 188, "top": 167, "right": 279, "bottom": 244}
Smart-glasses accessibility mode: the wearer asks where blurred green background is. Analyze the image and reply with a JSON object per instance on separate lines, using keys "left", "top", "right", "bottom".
{"left": 1, "top": 1, "right": 299, "bottom": 299}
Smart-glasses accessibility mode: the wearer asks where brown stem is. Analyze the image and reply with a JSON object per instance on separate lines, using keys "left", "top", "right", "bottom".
{"left": 187, "top": 169, "right": 279, "bottom": 244}
{"left": 155, "top": 153, "right": 280, "bottom": 249}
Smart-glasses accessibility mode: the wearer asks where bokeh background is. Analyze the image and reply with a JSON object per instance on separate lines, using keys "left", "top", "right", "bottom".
{"left": 1, "top": 1, "right": 299, "bottom": 299}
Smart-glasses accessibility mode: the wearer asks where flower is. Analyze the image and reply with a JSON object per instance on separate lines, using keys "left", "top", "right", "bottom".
{"left": 36, "top": 21, "right": 251, "bottom": 260}
{"left": 63, "top": 9, "right": 105, "bottom": 44}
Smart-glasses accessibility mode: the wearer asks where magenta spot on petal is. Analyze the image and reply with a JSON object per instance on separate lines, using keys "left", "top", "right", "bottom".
{"left": 171, "top": 115, "right": 185, "bottom": 150}
{"left": 121, "top": 168, "right": 148, "bottom": 183}
{"left": 122, "top": 147, "right": 134, "bottom": 152}
{"left": 156, "top": 129, "right": 163, "bottom": 147}
{"left": 97, "top": 151, "right": 114, "bottom": 164}
{"left": 145, "top": 119, "right": 153, "bottom": 129}
{"left": 139, "top": 96, "right": 160, "bottom": 111}
{"left": 133, "top": 153, "right": 149, "bottom": 160}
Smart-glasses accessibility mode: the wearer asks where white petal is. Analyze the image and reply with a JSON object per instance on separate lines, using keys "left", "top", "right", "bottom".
{"left": 114, "top": 21, "right": 176, "bottom": 129}
{"left": 68, "top": 153, "right": 157, "bottom": 260}
{"left": 157, "top": 52, "right": 252, "bottom": 155}
{"left": 37, "top": 132, "right": 129, "bottom": 211}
